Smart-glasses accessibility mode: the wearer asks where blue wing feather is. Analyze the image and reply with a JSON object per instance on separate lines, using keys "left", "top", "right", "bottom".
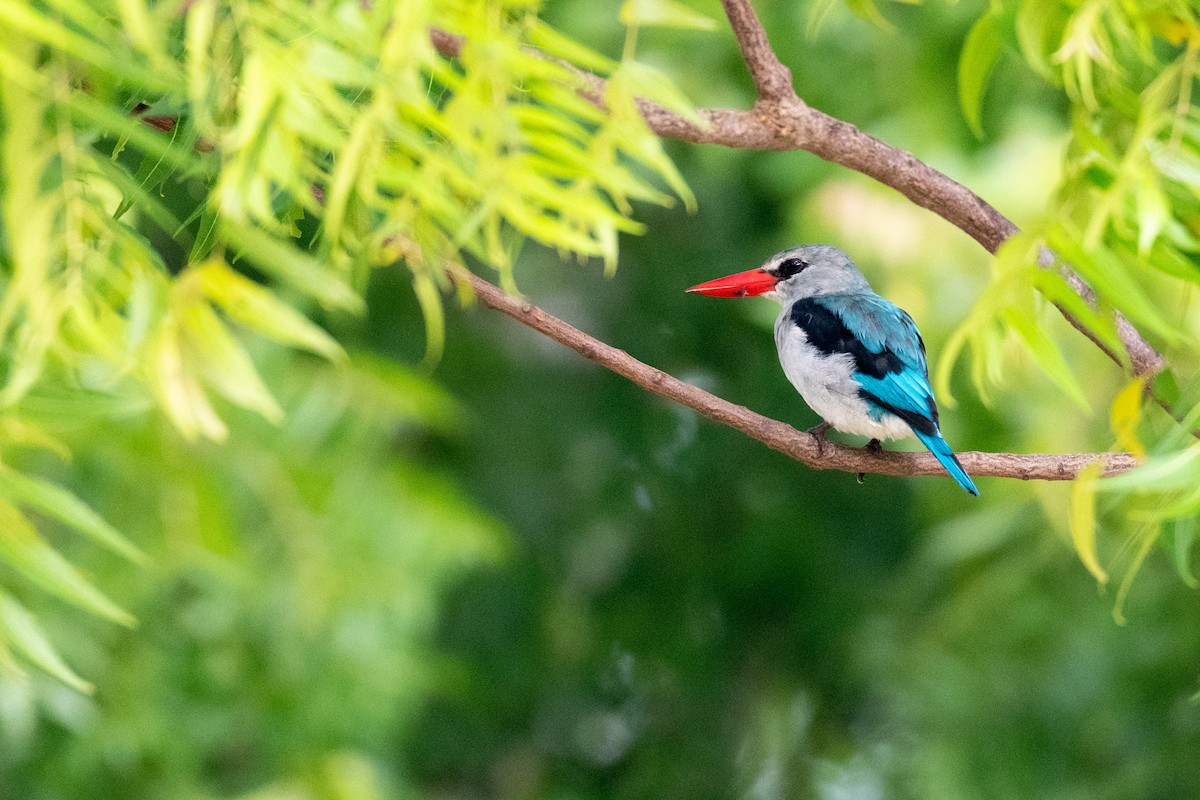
{"left": 810, "top": 294, "right": 978, "bottom": 495}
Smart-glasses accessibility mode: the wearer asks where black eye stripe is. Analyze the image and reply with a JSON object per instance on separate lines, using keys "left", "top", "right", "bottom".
{"left": 776, "top": 257, "right": 808, "bottom": 279}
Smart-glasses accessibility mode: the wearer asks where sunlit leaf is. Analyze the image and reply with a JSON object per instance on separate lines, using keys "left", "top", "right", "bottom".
{"left": 1069, "top": 460, "right": 1108, "bottom": 586}
{"left": 619, "top": 0, "right": 718, "bottom": 31}
{"left": 959, "top": 9, "right": 1004, "bottom": 138}
{"left": 178, "top": 303, "right": 285, "bottom": 424}
{"left": 1110, "top": 377, "right": 1147, "bottom": 458}
{"left": 1048, "top": 231, "right": 1181, "bottom": 344}
{"left": 0, "top": 591, "right": 92, "bottom": 693}
{"left": 844, "top": 0, "right": 894, "bottom": 30}
{"left": 1015, "top": 0, "right": 1061, "bottom": 79}
{"left": 1135, "top": 180, "right": 1170, "bottom": 256}
{"left": 1165, "top": 516, "right": 1198, "bottom": 587}
{"left": 220, "top": 222, "right": 364, "bottom": 313}
{"left": 0, "top": 466, "right": 146, "bottom": 564}
{"left": 806, "top": 0, "right": 842, "bottom": 39}
{"left": 1113, "top": 524, "right": 1160, "bottom": 625}
{"left": 1100, "top": 446, "right": 1200, "bottom": 492}
{"left": 526, "top": 20, "right": 616, "bottom": 74}
{"left": 189, "top": 262, "right": 345, "bottom": 362}
{"left": 614, "top": 60, "right": 706, "bottom": 129}
{"left": 1001, "top": 307, "right": 1089, "bottom": 410}
{"left": 0, "top": 500, "right": 135, "bottom": 626}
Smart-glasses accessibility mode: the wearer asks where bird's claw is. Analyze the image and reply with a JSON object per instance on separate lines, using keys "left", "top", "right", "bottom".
{"left": 857, "top": 440, "right": 883, "bottom": 486}
{"left": 807, "top": 422, "right": 833, "bottom": 456}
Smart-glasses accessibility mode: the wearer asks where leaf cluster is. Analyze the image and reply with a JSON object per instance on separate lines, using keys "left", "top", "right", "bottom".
{"left": 953, "top": 0, "right": 1200, "bottom": 601}
{"left": 0, "top": 0, "right": 695, "bottom": 686}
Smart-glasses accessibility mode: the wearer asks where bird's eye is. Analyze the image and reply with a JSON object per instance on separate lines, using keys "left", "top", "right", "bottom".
{"left": 776, "top": 257, "right": 808, "bottom": 279}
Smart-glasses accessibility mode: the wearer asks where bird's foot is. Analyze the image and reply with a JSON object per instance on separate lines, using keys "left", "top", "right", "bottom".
{"left": 857, "top": 439, "right": 883, "bottom": 484}
{"left": 807, "top": 421, "right": 833, "bottom": 456}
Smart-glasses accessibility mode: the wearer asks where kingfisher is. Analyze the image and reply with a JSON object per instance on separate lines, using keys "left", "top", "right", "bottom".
{"left": 687, "top": 244, "right": 978, "bottom": 495}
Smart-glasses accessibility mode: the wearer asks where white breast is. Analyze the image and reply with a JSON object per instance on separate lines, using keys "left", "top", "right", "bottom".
{"left": 773, "top": 314, "right": 914, "bottom": 441}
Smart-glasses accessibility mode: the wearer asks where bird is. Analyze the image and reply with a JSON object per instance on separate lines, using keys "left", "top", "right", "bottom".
{"left": 687, "top": 244, "right": 978, "bottom": 495}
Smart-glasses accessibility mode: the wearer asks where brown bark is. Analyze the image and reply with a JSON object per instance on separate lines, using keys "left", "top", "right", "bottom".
{"left": 465, "top": 272, "right": 1137, "bottom": 484}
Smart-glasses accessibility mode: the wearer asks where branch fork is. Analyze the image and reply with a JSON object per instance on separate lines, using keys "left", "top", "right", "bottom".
{"left": 428, "top": 0, "right": 1159, "bottom": 483}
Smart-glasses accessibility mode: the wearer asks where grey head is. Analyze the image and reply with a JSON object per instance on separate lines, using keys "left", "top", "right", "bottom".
{"left": 760, "top": 244, "right": 871, "bottom": 302}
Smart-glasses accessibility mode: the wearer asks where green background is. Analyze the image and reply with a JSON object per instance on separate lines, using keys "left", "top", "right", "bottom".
{"left": 2, "top": 1, "right": 1198, "bottom": 798}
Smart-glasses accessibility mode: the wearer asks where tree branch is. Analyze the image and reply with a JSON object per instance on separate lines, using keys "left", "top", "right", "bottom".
{"left": 718, "top": 0, "right": 796, "bottom": 103}
{"left": 462, "top": 271, "right": 1137, "bottom": 484}
{"left": 431, "top": 5, "right": 1167, "bottom": 384}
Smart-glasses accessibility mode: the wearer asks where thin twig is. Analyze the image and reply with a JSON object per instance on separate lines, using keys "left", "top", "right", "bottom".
{"left": 431, "top": 6, "right": 1167, "bottom": 382}
{"left": 463, "top": 272, "right": 1137, "bottom": 484}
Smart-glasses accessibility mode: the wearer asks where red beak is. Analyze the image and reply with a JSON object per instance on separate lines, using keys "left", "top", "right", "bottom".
{"left": 686, "top": 268, "right": 779, "bottom": 298}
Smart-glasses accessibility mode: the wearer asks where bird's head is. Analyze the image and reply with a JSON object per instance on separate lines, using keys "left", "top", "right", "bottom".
{"left": 686, "top": 244, "right": 869, "bottom": 303}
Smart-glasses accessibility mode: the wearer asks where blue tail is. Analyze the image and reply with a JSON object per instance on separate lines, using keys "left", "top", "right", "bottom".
{"left": 913, "top": 428, "right": 979, "bottom": 495}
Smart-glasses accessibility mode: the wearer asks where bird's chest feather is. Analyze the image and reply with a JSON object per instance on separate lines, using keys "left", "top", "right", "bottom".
{"left": 773, "top": 308, "right": 913, "bottom": 440}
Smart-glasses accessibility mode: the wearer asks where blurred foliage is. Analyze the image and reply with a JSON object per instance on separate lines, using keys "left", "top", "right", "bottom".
{"left": 0, "top": 0, "right": 694, "bottom": 685}
{"left": 0, "top": 0, "right": 1198, "bottom": 798}
{"left": 947, "top": 0, "right": 1200, "bottom": 604}
{"left": 1, "top": 350, "right": 504, "bottom": 798}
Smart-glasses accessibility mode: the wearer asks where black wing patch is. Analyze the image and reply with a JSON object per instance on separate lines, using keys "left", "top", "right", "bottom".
{"left": 788, "top": 297, "right": 940, "bottom": 433}
{"left": 788, "top": 298, "right": 904, "bottom": 379}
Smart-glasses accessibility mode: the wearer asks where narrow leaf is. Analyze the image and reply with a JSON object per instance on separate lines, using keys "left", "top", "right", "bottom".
{"left": 220, "top": 222, "right": 364, "bottom": 313}
{"left": 1110, "top": 377, "right": 1147, "bottom": 458}
{"left": 0, "top": 466, "right": 147, "bottom": 564}
{"left": 959, "top": 10, "right": 1004, "bottom": 138}
{"left": 613, "top": 60, "right": 706, "bottom": 129}
{"left": 0, "top": 500, "right": 136, "bottom": 626}
{"left": 526, "top": 21, "right": 617, "bottom": 74}
{"left": 1100, "top": 447, "right": 1200, "bottom": 492}
{"left": 192, "top": 261, "right": 345, "bottom": 361}
{"left": 1113, "top": 524, "right": 1160, "bottom": 625}
{"left": 1166, "top": 516, "right": 1198, "bottom": 588}
{"left": 0, "top": 592, "right": 92, "bottom": 693}
{"left": 1069, "top": 460, "right": 1108, "bottom": 585}
{"left": 1001, "top": 308, "right": 1090, "bottom": 410}
{"left": 178, "top": 303, "right": 285, "bottom": 423}
{"left": 619, "top": 0, "right": 718, "bottom": 31}
{"left": 1135, "top": 180, "right": 1169, "bottom": 257}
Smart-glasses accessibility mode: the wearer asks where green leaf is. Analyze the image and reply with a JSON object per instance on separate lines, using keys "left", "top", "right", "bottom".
{"left": 1069, "top": 460, "right": 1108, "bottom": 585}
{"left": 220, "top": 221, "right": 364, "bottom": 313}
{"left": 1113, "top": 524, "right": 1159, "bottom": 625}
{"left": 187, "top": 205, "right": 221, "bottom": 263}
{"left": 0, "top": 0, "right": 175, "bottom": 92}
{"left": 191, "top": 260, "right": 346, "bottom": 362}
{"left": 806, "top": 0, "right": 842, "bottom": 39}
{"left": 411, "top": 270, "right": 446, "bottom": 368}
{"left": 1151, "top": 368, "right": 1182, "bottom": 407}
{"left": 1100, "top": 447, "right": 1200, "bottom": 493}
{"left": 1048, "top": 231, "right": 1180, "bottom": 345}
{"left": 1015, "top": 0, "right": 1062, "bottom": 79}
{"left": 178, "top": 303, "right": 285, "bottom": 423}
{"left": 1001, "top": 307, "right": 1090, "bottom": 410}
{"left": 1166, "top": 516, "right": 1198, "bottom": 588}
{"left": 1135, "top": 180, "right": 1169, "bottom": 256}
{"left": 0, "top": 466, "right": 147, "bottom": 564}
{"left": 614, "top": 60, "right": 706, "bottom": 130}
{"left": 0, "top": 591, "right": 93, "bottom": 693}
{"left": 619, "top": 0, "right": 718, "bottom": 31}
{"left": 526, "top": 20, "right": 617, "bottom": 74}
{"left": 959, "top": 10, "right": 1004, "bottom": 138}
{"left": 147, "top": 319, "right": 228, "bottom": 442}
{"left": 0, "top": 500, "right": 136, "bottom": 626}
{"left": 1109, "top": 377, "right": 1147, "bottom": 458}
{"left": 844, "top": 0, "right": 894, "bottom": 31}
